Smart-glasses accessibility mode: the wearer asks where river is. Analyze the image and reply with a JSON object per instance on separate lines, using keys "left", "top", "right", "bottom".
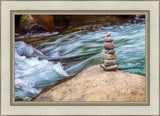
{"left": 15, "top": 20, "right": 145, "bottom": 101}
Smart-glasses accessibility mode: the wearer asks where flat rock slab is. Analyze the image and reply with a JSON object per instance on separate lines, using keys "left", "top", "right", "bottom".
{"left": 32, "top": 65, "right": 145, "bottom": 102}
{"left": 103, "top": 49, "right": 115, "bottom": 55}
{"left": 101, "top": 53, "right": 117, "bottom": 60}
{"left": 103, "top": 59, "right": 116, "bottom": 66}
{"left": 100, "top": 64, "right": 118, "bottom": 71}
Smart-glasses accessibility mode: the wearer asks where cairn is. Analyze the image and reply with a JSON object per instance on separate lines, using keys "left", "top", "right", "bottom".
{"left": 100, "top": 32, "right": 118, "bottom": 71}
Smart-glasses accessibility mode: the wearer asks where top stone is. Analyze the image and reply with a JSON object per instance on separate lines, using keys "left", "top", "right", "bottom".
{"left": 106, "top": 32, "right": 111, "bottom": 37}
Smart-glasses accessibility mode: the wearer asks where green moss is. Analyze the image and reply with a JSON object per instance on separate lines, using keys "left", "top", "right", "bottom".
{"left": 19, "top": 15, "right": 33, "bottom": 33}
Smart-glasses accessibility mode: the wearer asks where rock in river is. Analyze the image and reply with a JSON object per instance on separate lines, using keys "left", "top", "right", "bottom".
{"left": 32, "top": 65, "right": 145, "bottom": 102}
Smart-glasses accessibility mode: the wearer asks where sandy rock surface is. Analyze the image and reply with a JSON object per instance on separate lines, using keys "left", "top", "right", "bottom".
{"left": 32, "top": 65, "right": 145, "bottom": 102}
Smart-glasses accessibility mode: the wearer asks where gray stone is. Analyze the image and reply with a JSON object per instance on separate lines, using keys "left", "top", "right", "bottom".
{"left": 100, "top": 64, "right": 118, "bottom": 71}
{"left": 103, "top": 49, "right": 115, "bottom": 55}
{"left": 103, "top": 59, "right": 116, "bottom": 66}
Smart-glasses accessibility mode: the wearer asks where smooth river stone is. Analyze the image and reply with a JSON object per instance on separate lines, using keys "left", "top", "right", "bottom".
{"left": 104, "top": 37, "right": 114, "bottom": 42}
{"left": 106, "top": 32, "right": 111, "bottom": 37}
{"left": 100, "top": 64, "right": 118, "bottom": 71}
{"left": 103, "top": 59, "right": 116, "bottom": 66}
{"left": 104, "top": 42, "right": 115, "bottom": 50}
{"left": 101, "top": 53, "right": 117, "bottom": 60}
{"left": 103, "top": 49, "right": 115, "bottom": 55}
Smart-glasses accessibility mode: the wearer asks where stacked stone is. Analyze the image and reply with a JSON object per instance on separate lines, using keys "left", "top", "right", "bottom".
{"left": 100, "top": 32, "right": 118, "bottom": 71}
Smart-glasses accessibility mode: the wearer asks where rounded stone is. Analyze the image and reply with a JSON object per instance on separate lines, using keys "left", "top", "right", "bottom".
{"left": 103, "top": 49, "right": 115, "bottom": 55}
{"left": 104, "top": 42, "right": 115, "bottom": 50}
{"left": 100, "top": 64, "right": 118, "bottom": 71}
{"left": 101, "top": 53, "right": 117, "bottom": 60}
{"left": 106, "top": 32, "right": 111, "bottom": 37}
{"left": 104, "top": 37, "right": 114, "bottom": 42}
{"left": 103, "top": 59, "right": 116, "bottom": 66}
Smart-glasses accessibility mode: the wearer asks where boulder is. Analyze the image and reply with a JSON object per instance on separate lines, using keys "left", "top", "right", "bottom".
{"left": 32, "top": 65, "right": 145, "bottom": 102}
{"left": 19, "top": 15, "right": 55, "bottom": 33}
{"left": 29, "top": 15, "right": 55, "bottom": 31}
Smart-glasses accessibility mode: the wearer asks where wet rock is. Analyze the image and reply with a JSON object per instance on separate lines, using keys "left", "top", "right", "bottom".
{"left": 29, "top": 15, "right": 55, "bottom": 31}
{"left": 19, "top": 15, "right": 35, "bottom": 33}
{"left": 19, "top": 15, "right": 55, "bottom": 33}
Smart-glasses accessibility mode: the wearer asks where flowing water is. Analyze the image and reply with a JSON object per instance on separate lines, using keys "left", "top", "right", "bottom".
{"left": 15, "top": 21, "right": 145, "bottom": 101}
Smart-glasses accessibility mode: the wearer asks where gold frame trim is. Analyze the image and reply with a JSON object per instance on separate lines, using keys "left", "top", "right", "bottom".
{"left": 10, "top": 10, "right": 150, "bottom": 106}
